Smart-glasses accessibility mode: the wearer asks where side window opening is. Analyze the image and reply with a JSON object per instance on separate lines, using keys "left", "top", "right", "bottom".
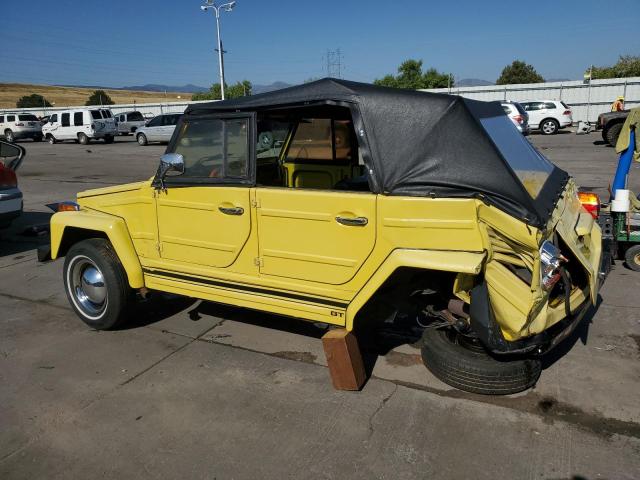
{"left": 74, "top": 112, "right": 83, "bottom": 126}
{"left": 256, "top": 107, "right": 370, "bottom": 192}
{"left": 61, "top": 113, "right": 70, "bottom": 127}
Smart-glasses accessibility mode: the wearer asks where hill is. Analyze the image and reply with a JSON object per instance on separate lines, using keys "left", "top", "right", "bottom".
{"left": 0, "top": 83, "right": 194, "bottom": 109}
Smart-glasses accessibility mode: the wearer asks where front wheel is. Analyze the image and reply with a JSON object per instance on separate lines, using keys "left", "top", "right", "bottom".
{"left": 137, "top": 133, "right": 148, "bottom": 146}
{"left": 624, "top": 244, "right": 640, "bottom": 272}
{"left": 420, "top": 327, "right": 541, "bottom": 395}
{"left": 47, "top": 134, "right": 56, "bottom": 144}
{"left": 540, "top": 118, "right": 559, "bottom": 135}
{"left": 63, "top": 239, "right": 132, "bottom": 330}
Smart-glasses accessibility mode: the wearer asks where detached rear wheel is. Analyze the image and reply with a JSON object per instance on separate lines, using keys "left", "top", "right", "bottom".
{"left": 624, "top": 245, "right": 640, "bottom": 272}
{"left": 63, "top": 239, "right": 132, "bottom": 330}
{"left": 420, "top": 327, "right": 541, "bottom": 395}
{"left": 605, "top": 123, "right": 623, "bottom": 147}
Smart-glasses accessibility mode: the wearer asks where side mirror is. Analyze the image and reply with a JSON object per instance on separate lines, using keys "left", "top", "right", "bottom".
{"left": 158, "top": 153, "right": 184, "bottom": 181}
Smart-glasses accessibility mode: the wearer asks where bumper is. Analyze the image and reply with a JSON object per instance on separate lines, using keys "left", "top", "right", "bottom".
{"left": 0, "top": 188, "right": 23, "bottom": 228}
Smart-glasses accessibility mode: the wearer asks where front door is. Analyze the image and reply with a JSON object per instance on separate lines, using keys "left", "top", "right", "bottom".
{"left": 255, "top": 188, "right": 376, "bottom": 285}
{"left": 156, "top": 113, "right": 254, "bottom": 269}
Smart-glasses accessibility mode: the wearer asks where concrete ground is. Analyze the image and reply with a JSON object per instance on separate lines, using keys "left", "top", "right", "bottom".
{"left": 1, "top": 132, "right": 639, "bottom": 479}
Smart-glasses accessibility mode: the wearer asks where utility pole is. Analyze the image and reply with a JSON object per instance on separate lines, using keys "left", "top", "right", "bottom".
{"left": 201, "top": 1, "right": 236, "bottom": 100}
{"left": 326, "top": 48, "right": 343, "bottom": 78}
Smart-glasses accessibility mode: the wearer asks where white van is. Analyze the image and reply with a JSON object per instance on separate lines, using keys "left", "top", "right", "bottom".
{"left": 115, "top": 111, "right": 146, "bottom": 135}
{"left": 42, "top": 108, "right": 117, "bottom": 144}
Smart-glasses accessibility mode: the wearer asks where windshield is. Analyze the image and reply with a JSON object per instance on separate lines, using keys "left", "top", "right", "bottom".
{"left": 479, "top": 114, "right": 554, "bottom": 198}
{"left": 90, "top": 110, "right": 102, "bottom": 120}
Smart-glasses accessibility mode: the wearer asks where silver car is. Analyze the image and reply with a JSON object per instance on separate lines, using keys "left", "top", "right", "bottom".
{"left": 0, "top": 113, "right": 43, "bottom": 142}
{"left": 115, "top": 111, "right": 146, "bottom": 136}
{"left": 135, "top": 113, "right": 182, "bottom": 145}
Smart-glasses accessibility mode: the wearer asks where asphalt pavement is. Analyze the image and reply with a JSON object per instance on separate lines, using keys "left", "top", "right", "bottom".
{"left": 1, "top": 133, "right": 639, "bottom": 479}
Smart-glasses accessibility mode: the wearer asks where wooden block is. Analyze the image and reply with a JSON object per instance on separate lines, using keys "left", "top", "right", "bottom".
{"left": 322, "top": 329, "right": 366, "bottom": 391}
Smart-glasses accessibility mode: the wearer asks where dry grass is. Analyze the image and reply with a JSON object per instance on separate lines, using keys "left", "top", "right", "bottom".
{"left": 0, "top": 83, "right": 194, "bottom": 109}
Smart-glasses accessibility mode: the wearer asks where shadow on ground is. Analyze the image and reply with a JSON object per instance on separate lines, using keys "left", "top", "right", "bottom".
{"left": 0, "top": 211, "right": 52, "bottom": 257}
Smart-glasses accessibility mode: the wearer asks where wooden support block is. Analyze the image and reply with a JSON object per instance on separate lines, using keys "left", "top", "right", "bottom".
{"left": 322, "top": 329, "right": 366, "bottom": 391}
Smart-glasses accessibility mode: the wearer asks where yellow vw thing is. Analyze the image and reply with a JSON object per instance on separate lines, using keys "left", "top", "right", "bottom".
{"left": 42, "top": 79, "right": 605, "bottom": 394}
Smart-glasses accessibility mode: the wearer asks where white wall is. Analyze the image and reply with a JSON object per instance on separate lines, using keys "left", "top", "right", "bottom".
{"left": 421, "top": 77, "right": 640, "bottom": 123}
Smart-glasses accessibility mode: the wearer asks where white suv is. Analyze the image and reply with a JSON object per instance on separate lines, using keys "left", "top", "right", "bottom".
{"left": 519, "top": 100, "right": 573, "bottom": 135}
{"left": 0, "top": 113, "right": 43, "bottom": 142}
{"left": 42, "top": 108, "right": 117, "bottom": 144}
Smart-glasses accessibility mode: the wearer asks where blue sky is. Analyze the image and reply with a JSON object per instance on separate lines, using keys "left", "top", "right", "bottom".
{"left": 2, "top": 0, "right": 638, "bottom": 88}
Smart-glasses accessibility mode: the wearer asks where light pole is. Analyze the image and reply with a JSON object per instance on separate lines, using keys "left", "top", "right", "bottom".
{"left": 201, "top": 1, "right": 236, "bottom": 100}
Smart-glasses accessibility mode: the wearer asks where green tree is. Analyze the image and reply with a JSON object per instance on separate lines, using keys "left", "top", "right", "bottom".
{"left": 373, "top": 59, "right": 452, "bottom": 89}
{"left": 85, "top": 90, "right": 115, "bottom": 106}
{"left": 192, "top": 80, "right": 252, "bottom": 100}
{"left": 590, "top": 55, "right": 640, "bottom": 79}
{"left": 496, "top": 60, "right": 544, "bottom": 85}
{"left": 16, "top": 93, "right": 52, "bottom": 108}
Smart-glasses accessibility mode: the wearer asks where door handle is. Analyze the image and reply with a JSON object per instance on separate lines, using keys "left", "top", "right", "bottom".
{"left": 218, "top": 206, "right": 244, "bottom": 216}
{"left": 335, "top": 216, "right": 368, "bottom": 226}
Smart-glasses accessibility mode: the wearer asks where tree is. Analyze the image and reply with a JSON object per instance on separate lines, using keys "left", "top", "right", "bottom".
{"left": 16, "top": 93, "right": 52, "bottom": 108}
{"left": 192, "top": 80, "right": 252, "bottom": 100}
{"left": 590, "top": 55, "right": 640, "bottom": 79}
{"left": 373, "top": 59, "right": 452, "bottom": 89}
{"left": 85, "top": 90, "right": 115, "bottom": 106}
{"left": 496, "top": 60, "right": 544, "bottom": 85}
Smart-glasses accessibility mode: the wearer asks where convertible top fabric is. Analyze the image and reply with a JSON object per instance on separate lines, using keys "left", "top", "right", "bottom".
{"left": 186, "top": 78, "right": 568, "bottom": 227}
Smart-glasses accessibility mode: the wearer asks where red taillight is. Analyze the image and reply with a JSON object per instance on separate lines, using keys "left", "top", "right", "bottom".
{"left": 0, "top": 165, "right": 17, "bottom": 188}
{"left": 563, "top": 110, "right": 572, "bottom": 116}
{"left": 578, "top": 192, "right": 600, "bottom": 219}
{"left": 513, "top": 114, "right": 523, "bottom": 124}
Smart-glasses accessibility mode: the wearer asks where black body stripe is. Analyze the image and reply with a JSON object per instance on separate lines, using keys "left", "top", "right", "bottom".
{"left": 143, "top": 268, "right": 349, "bottom": 309}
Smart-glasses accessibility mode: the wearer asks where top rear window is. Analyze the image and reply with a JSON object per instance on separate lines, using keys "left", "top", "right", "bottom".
{"left": 127, "top": 112, "right": 144, "bottom": 121}
{"left": 560, "top": 101, "right": 570, "bottom": 109}
{"left": 90, "top": 110, "right": 102, "bottom": 120}
{"left": 18, "top": 114, "right": 38, "bottom": 121}
{"left": 513, "top": 103, "right": 527, "bottom": 115}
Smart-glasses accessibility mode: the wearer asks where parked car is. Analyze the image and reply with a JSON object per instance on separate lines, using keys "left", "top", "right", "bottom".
{"left": 597, "top": 110, "right": 629, "bottom": 146}
{"left": 41, "top": 79, "right": 604, "bottom": 395}
{"left": 0, "top": 140, "right": 24, "bottom": 228}
{"left": 520, "top": 100, "right": 573, "bottom": 135}
{"left": 42, "top": 108, "right": 117, "bottom": 144}
{"left": 0, "top": 113, "right": 43, "bottom": 142}
{"left": 501, "top": 101, "right": 529, "bottom": 135}
{"left": 135, "top": 113, "right": 182, "bottom": 145}
{"left": 115, "top": 111, "right": 146, "bottom": 136}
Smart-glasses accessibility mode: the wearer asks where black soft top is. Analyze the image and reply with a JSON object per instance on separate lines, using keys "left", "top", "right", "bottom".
{"left": 186, "top": 78, "right": 568, "bottom": 227}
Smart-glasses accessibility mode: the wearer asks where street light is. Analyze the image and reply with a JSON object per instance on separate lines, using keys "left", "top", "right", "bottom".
{"left": 201, "top": 0, "right": 236, "bottom": 100}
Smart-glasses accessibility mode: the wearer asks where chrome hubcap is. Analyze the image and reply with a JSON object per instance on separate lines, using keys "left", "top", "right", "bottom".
{"left": 69, "top": 256, "right": 107, "bottom": 318}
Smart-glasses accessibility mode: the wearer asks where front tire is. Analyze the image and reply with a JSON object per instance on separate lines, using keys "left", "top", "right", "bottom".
{"left": 420, "top": 327, "right": 541, "bottom": 395}
{"left": 5, "top": 129, "right": 14, "bottom": 142}
{"left": 137, "top": 133, "right": 148, "bottom": 146}
{"left": 63, "top": 239, "right": 132, "bottom": 330}
{"left": 605, "top": 123, "right": 623, "bottom": 147}
{"left": 624, "top": 244, "right": 640, "bottom": 272}
{"left": 540, "top": 118, "right": 559, "bottom": 135}
{"left": 46, "top": 134, "right": 56, "bottom": 144}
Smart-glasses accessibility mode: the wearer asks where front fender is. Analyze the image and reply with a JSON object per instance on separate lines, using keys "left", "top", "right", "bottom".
{"left": 345, "top": 249, "right": 486, "bottom": 330}
{"left": 50, "top": 210, "right": 144, "bottom": 288}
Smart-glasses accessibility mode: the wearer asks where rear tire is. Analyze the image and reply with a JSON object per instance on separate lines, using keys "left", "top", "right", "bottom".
{"left": 104, "top": 135, "right": 114, "bottom": 144}
{"left": 540, "top": 118, "right": 559, "bottom": 135}
{"left": 420, "top": 327, "right": 542, "bottom": 395}
{"left": 605, "top": 122, "right": 623, "bottom": 147}
{"left": 624, "top": 245, "right": 640, "bottom": 272}
{"left": 78, "top": 133, "right": 89, "bottom": 145}
{"left": 5, "top": 129, "right": 14, "bottom": 142}
{"left": 137, "top": 133, "right": 148, "bottom": 146}
{"left": 33, "top": 135, "right": 43, "bottom": 142}
{"left": 63, "top": 239, "right": 132, "bottom": 330}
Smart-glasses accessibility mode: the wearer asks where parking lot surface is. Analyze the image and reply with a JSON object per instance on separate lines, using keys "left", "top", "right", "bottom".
{"left": 1, "top": 134, "right": 640, "bottom": 479}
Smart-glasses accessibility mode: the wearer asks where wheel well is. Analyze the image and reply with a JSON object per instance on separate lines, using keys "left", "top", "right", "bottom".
{"left": 604, "top": 119, "right": 625, "bottom": 131}
{"left": 540, "top": 117, "right": 559, "bottom": 125}
{"left": 351, "top": 267, "right": 460, "bottom": 341}
{"left": 57, "top": 227, "right": 108, "bottom": 258}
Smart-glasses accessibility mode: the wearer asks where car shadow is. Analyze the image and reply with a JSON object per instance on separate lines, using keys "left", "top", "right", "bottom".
{"left": 119, "top": 293, "right": 199, "bottom": 330}
{"left": 0, "top": 211, "right": 52, "bottom": 257}
{"left": 592, "top": 140, "right": 612, "bottom": 147}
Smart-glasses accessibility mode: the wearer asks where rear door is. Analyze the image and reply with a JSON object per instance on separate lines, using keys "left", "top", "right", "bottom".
{"left": 522, "top": 102, "right": 544, "bottom": 128}
{"left": 145, "top": 115, "right": 163, "bottom": 141}
{"left": 156, "top": 113, "right": 254, "bottom": 269}
{"left": 160, "top": 114, "right": 180, "bottom": 142}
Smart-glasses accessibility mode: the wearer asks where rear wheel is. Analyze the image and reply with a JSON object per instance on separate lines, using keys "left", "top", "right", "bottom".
{"left": 605, "top": 122, "right": 623, "bottom": 147}
{"left": 624, "top": 245, "right": 640, "bottom": 272}
{"left": 104, "top": 135, "right": 114, "bottom": 144}
{"left": 63, "top": 239, "right": 132, "bottom": 330}
{"left": 540, "top": 118, "right": 559, "bottom": 135}
{"left": 420, "top": 327, "right": 541, "bottom": 395}
{"left": 33, "top": 135, "right": 43, "bottom": 142}
{"left": 78, "top": 133, "right": 89, "bottom": 145}
{"left": 137, "top": 133, "right": 148, "bottom": 146}
{"left": 4, "top": 129, "right": 14, "bottom": 142}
